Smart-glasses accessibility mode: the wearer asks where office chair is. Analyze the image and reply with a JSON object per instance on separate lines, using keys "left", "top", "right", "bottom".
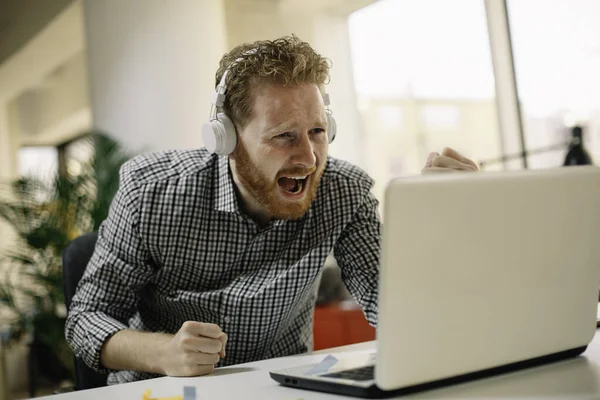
{"left": 62, "top": 232, "right": 108, "bottom": 389}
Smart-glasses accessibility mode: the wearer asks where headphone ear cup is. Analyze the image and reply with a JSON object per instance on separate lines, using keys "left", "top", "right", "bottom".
{"left": 202, "top": 113, "right": 237, "bottom": 156}
{"left": 216, "top": 113, "right": 237, "bottom": 155}
{"left": 326, "top": 113, "right": 337, "bottom": 143}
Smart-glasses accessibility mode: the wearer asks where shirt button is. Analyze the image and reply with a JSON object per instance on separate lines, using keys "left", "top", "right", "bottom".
{"left": 224, "top": 316, "right": 231, "bottom": 323}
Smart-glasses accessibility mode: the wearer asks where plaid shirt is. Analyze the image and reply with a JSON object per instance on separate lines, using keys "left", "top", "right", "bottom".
{"left": 65, "top": 149, "right": 380, "bottom": 385}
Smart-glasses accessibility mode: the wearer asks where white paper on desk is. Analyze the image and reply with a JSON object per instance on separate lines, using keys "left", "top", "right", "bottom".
{"left": 296, "top": 349, "right": 376, "bottom": 377}
{"left": 303, "top": 355, "right": 339, "bottom": 375}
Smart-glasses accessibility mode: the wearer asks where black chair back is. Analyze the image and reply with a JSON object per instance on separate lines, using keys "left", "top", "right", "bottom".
{"left": 62, "top": 232, "right": 109, "bottom": 389}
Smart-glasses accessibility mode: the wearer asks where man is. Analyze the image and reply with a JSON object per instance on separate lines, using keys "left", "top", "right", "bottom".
{"left": 65, "top": 36, "right": 478, "bottom": 385}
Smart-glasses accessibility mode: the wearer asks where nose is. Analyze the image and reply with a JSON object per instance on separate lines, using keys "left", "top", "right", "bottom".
{"left": 292, "top": 133, "right": 316, "bottom": 169}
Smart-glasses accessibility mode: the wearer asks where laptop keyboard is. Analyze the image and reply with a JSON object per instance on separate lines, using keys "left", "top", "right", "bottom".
{"left": 321, "top": 365, "right": 375, "bottom": 381}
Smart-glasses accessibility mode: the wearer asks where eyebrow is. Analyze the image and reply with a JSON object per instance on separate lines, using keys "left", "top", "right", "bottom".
{"left": 266, "top": 117, "right": 328, "bottom": 136}
{"left": 266, "top": 121, "right": 295, "bottom": 136}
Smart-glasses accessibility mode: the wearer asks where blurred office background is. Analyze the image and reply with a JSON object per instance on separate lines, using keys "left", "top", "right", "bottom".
{"left": 0, "top": 0, "right": 598, "bottom": 397}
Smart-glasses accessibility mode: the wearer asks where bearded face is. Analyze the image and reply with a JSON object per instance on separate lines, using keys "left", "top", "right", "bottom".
{"left": 232, "top": 139, "right": 324, "bottom": 220}
{"left": 229, "top": 83, "right": 329, "bottom": 221}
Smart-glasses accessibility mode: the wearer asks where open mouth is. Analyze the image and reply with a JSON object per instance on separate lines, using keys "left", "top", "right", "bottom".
{"left": 277, "top": 175, "right": 310, "bottom": 195}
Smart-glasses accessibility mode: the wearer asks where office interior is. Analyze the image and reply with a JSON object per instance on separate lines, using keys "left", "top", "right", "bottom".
{"left": 0, "top": 0, "right": 598, "bottom": 398}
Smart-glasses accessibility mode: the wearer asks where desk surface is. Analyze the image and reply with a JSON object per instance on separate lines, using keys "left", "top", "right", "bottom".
{"left": 37, "top": 331, "right": 600, "bottom": 400}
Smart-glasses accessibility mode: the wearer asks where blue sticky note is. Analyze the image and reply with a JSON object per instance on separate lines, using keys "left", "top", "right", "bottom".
{"left": 304, "top": 354, "right": 339, "bottom": 375}
{"left": 183, "top": 386, "right": 196, "bottom": 400}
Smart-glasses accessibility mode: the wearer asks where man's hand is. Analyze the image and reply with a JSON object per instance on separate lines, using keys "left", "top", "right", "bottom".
{"left": 159, "top": 321, "right": 228, "bottom": 377}
{"left": 422, "top": 147, "right": 479, "bottom": 174}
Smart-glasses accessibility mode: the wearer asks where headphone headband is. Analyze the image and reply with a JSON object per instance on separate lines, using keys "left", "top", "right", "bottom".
{"left": 210, "top": 50, "right": 257, "bottom": 113}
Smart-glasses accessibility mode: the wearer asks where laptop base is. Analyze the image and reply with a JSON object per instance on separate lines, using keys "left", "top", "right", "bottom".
{"left": 270, "top": 345, "right": 587, "bottom": 398}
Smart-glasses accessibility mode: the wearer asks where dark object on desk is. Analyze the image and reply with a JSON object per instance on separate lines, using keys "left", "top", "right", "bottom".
{"left": 478, "top": 125, "right": 594, "bottom": 169}
{"left": 564, "top": 126, "right": 593, "bottom": 166}
{"left": 62, "top": 232, "right": 108, "bottom": 390}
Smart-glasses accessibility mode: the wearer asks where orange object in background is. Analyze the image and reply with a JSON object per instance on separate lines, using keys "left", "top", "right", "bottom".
{"left": 313, "top": 301, "right": 376, "bottom": 350}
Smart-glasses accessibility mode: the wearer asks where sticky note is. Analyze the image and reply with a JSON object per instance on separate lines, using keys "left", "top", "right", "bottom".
{"left": 183, "top": 386, "right": 196, "bottom": 400}
{"left": 141, "top": 388, "right": 183, "bottom": 400}
{"left": 304, "top": 354, "right": 339, "bottom": 375}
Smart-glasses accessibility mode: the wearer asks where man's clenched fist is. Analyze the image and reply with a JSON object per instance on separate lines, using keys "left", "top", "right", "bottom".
{"left": 159, "top": 321, "right": 228, "bottom": 377}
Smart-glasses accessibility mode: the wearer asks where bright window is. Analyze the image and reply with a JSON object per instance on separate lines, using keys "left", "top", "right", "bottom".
{"left": 349, "top": 0, "right": 502, "bottom": 203}
{"left": 508, "top": 0, "right": 600, "bottom": 168}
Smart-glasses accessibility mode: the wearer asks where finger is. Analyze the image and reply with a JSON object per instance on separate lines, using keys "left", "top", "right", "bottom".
{"left": 175, "top": 364, "right": 214, "bottom": 377}
{"left": 185, "top": 351, "right": 220, "bottom": 366}
{"left": 432, "top": 155, "right": 477, "bottom": 171}
{"left": 441, "top": 147, "right": 479, "bottom": 169}
{"left": 181, "top": 321, "right": 223, "bottom": 339}
{"left": 422, "top": 167, "right": 461, "bottom": 174}
{"left": 181, "top": 335, "right": 224, "bottom": 354}
{"left": 218, "top": 333, "right": 228, "bottom": 358}
{"left": 425, "top": 152, "right": 439, "bottom": 168}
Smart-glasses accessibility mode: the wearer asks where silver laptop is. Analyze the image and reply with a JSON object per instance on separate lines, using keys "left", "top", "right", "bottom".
{"left": 270, "top": 166, "right": 600, "bottom": 398}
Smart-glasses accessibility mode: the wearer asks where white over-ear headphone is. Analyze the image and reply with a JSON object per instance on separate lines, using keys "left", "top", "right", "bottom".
{"left": 202, "top": 53, "right": 337, "bottom": 156}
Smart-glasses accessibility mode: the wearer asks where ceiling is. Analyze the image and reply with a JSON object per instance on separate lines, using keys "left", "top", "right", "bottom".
{"left": 0, "top": 0, "right": 74, "bottom": 65}
{"left": 0, "top": 0, "right": 375, "bottom": 66}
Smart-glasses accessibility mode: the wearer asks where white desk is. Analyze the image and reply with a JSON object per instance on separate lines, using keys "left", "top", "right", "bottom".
{"left": 37, "top": 330, "right": 600, "bottom": 400}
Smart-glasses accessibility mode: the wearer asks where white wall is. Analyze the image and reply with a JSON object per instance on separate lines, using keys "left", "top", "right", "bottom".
{"left": 83, "top": 0, "right": 228, "bottom": 153}
{"left": 0, "top": 109, "right": 16, "bottom": 180}
{"left": 312, "top": 14, "right": 365, "bottom": 168}
{"left": 7, "top": 52, "right": 90, "bottom": 147}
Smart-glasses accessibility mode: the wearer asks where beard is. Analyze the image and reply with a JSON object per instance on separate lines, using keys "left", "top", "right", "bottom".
{"left": 231, "top": 142, "right": 324, "bottom": 220}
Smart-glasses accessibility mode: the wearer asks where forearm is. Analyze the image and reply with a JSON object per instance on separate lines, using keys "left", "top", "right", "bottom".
{"left": 335, "top": 192, "right": 381, "bottom": 327}
{"left": 100, "top": 329, "right": 173, "bottom": 375}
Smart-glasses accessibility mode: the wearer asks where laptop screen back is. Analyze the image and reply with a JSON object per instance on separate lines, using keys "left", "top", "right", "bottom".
{"left": 376, "top": 166, "right": 600, "bottom": 390}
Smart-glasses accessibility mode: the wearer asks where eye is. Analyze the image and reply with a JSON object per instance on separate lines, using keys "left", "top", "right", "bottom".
{"left": 275, "top": 132, "right": 293, "bottom": 139}
{"left": 310, "top": 128, "right": 325, "bottom": 135}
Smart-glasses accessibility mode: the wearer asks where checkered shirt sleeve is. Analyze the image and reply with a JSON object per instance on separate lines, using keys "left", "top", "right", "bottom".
{"left": 65, "top": 158, "right": 156, "bottom": 374}
{"left": 335, "top": 190, "right": 381, "bottom": 326}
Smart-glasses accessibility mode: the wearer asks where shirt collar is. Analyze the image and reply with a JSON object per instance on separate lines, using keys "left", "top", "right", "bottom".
{"left": 214, "top": 155, "right": 239, "bottom": 213}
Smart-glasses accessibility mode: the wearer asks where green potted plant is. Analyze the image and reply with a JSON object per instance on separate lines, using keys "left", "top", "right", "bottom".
{"left": 0, "top": 132, "right": 130, "bottom": 387}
